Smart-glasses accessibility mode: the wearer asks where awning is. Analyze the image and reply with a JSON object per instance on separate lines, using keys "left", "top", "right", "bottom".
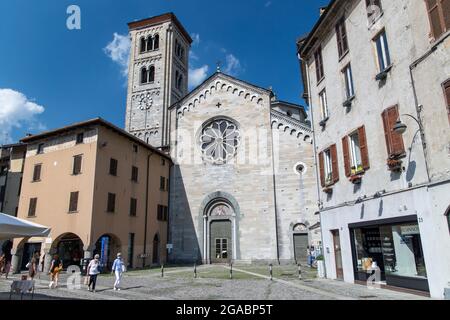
{"left": 0, "top": 212, "right": 51, "bottom": 240}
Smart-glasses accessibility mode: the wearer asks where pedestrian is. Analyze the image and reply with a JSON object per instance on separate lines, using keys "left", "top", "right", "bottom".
{"left": 112, "top": 253, "right": 126, "bottom": 291}
{"left": 27, "top": 251, "right": 40, "bottom": 280}
{"left": 87, "top": 254, "right": 101, "bottom": 293}
{"left": 48, "top": 254, "right": 63, "bottom": 288}
{"left": 1, "top": 240, "right": 13, "bottom": 279}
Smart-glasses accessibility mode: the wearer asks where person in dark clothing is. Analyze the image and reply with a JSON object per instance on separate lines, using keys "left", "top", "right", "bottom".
{"left": 0, "top": 240, "right": 13, "bottom": 279}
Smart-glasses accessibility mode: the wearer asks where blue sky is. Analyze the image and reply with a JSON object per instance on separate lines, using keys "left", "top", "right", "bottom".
{"left": 0, "top": 0, "right": 329, "bottom": 144}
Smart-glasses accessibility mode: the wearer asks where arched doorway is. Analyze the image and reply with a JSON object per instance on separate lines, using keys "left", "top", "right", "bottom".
{"left": 93, "top": 234, "right": 121, "bottom": 271}
{"left": 152, "top": 234, "right": 160, "bottom": 264}
{"left": 205, "top": 200, "right": 235, "bottom": 264}
{"left": 51, "top": 233, "right": 84, "bottom": 269}
{"left": 292, "top": 223, "right": 309, "bottom": 265}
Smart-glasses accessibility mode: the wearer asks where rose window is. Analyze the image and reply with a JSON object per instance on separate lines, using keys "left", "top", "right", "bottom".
{"left": 138, "top": 93, "right": 153, "bottom": 110}
{"left": 200, "top": 119, "right": 240, "bottom": 164}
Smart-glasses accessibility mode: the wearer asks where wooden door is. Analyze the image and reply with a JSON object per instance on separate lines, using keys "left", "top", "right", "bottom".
{"left": 332, "top": 230, "right": 344, "bottom": 280}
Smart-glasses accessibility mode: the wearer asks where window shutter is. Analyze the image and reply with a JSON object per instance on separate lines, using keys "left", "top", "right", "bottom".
{"left": 381, "top": 109, "right": 392, "bottom": 156}
{"left": 443, "top": 0, "right": 450, "bottom": 30}
{"left": 69, "top": 192, "right": 79, "bottom": 212}
{"left": 318, "top": 151, "right": 325, "bottom": 187}
{"left": 29, "top": 198, "right": 37, "bottom": 216}
{"left": 33, "top": 164, "right": 41, "bottom": 181}
{"left": 358, "top": 126, "right": 370, "bottom": 170}
{"left": 388, "top": 106, "right": 405, "bottom": 157}
{"left": 330, "top": 144, "right": 340, "bottom": 183}
{"left": 73, "top": 155, "right": 82, "bottom": 175}
{"left": 426, "top": 0, "right": 444, "bottom": 38}
{"left": 342, "top": 136, "right": 351, "bottom": 177}
{"left": 444, "top": 80, "right": 450, "bottom": 123}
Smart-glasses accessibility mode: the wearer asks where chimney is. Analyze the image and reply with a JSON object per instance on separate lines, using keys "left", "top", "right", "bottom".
{"left": 320, "top": 6, "right": 327, "bottom": 16}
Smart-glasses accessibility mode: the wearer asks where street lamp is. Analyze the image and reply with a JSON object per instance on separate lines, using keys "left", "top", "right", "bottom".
{"left": 392, "top": 113, "right": 423, "bottom": 135}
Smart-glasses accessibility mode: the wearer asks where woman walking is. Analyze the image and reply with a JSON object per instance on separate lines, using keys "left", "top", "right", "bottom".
{"left": 87, "top": 254, "right": 101, "bottom": 293}
{"left": 112, "top": 253, "right": 125, "bottom": 291}
{"left": 28, "top": 251, "right": 40, "bottom": 280}
{"left": 48, "top": 254, "right": 63, "bottom": 289}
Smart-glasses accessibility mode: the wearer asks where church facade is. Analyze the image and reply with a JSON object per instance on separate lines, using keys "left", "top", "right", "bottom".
{"left": 125, "top": 13, "right": 320, "bottom": 264}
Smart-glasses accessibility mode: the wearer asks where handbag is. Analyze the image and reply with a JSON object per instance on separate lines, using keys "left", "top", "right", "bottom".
{"left": 26, "top": 262, "right": 31, "bottom": 269}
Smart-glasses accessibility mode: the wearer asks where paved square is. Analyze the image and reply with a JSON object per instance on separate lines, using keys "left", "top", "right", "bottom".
{"left": 0, "top": 265, "right": 430, "bottom": 300}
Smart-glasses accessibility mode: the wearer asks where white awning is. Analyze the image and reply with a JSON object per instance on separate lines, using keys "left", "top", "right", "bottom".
{"left": 0, "top": 212, "right": 51, "bottom": 240}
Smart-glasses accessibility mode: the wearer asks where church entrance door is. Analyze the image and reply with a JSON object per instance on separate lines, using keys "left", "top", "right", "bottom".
{"left": 293, "top": 234, "right": 309, "bottom": 265}
{"left": 210, "top": 220, "right": 232, "bottom": 264}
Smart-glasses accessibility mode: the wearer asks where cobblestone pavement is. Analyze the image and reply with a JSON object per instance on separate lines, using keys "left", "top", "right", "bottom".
{"left": 0, "top": 265, "right": 430, "bottom": 300}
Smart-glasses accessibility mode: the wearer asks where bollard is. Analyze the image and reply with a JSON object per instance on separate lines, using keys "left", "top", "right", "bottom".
{"left": 298, "top": 264, "right": 302, "bottom": 280}
{"left": 161, "top": 264, "right": 164, "bottom": 278}
{"left": 230, "top": 263, "right": 233, "bottom": 280}
{"left": 269, "top": 264, "right": 273, "bottom": 281}
{"left": 194, "top": 264, "right": 197, "bottom": 279}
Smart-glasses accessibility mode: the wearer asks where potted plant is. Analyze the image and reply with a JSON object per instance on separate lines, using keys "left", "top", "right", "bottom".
{"left": 387, "top": 158, "right": 402, "bottom": 172}
{"left": 316, "top": 255, "right": 326, "bottom": 278}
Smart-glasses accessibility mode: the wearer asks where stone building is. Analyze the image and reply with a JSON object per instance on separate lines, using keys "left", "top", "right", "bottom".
{"left": 298, "top": 0, "right": 449, "bottom": 298}
{"left": 11, "top": 118, "right": 171, "bottom": 272}
{"left": 124, "top": 13, "right": 319, "bottom": 264}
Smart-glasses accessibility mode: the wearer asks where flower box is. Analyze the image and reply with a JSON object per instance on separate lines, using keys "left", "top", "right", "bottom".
{"left": 323, "top": 187, "right": 333, "bottom": 194}
{"left": 349, "top": 175, "right": 362, "bottom": 184}
{"left": 387, "top": 159, "right": 402, "bottom": 172}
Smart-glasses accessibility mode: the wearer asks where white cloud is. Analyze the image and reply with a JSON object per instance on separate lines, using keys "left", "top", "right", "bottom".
{"left": 224, "top": 53, "right": 242, "bottom": 76}
{"left": 104, "top": 33, "right": 131, "bottom": 77}
{"left": 0, "top": 89, "right": 45, "bottom": 144}
{"left": 189, "top": 65, "right": 209, "bottom": 89}
{"left": 191, "top": 33, "right": 201, "bottom": 46}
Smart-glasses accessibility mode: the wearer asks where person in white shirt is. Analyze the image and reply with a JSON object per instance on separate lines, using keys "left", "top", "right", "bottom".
{"left": 87, "top": 254, "right": 101, "bottom": 292}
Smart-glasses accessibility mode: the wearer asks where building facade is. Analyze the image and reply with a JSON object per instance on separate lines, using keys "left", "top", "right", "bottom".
{"left": 124, "top": 13, "right": 320, "bottom": 264}
{"left": 11, "top": 119, "right": 171, "bottom": 272}
{"left": 298, "top": 0, "right": 450, "bottom": 298}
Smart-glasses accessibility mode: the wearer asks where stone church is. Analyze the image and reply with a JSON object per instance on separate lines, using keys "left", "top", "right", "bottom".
{"left": 125, "top": 13, "right": 319, "bottom": 264}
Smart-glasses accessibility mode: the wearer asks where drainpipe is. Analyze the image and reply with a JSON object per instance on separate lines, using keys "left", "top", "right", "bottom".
{"left": 166, "top": 161, "right": 173, "bottom": 264}
{"left": 270, "top": 115, "right": 281, "bottom": 265}
{"left": 143, "top": 151, "right": 154, "bottom": 268}
{"left": 299, "top": 53, "right": 327, "bottom": 276}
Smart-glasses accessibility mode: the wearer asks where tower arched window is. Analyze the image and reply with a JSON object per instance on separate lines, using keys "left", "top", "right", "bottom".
{"left": 146, "top": 36, "right": 153, "bottom": 51}
{"left": 153, "top": 34, "right": 159, "bottom": 50}
{"left": 149, "top": 66, "right": 155, "bottom": 83}
{"left": 140, "top": 67, "right": 148, "bottom": 84}
{"left": 140, "top": 37, "right": 146, "bottom": 53}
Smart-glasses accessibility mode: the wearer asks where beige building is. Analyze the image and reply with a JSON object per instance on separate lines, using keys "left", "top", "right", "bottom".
{"left": 298, "top": 0, "right": 449, "bottom": 298}
{"left": 11, "top": 118, "right": 171, "bottom": 272}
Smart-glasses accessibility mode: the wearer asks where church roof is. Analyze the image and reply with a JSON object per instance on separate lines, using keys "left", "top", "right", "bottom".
{"left": 169, "top": 72, "right": 274, "bottom": 110}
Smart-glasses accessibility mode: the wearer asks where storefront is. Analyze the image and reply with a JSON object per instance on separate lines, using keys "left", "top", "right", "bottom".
{"left": 349, "top": 215, "right": 429, "bottom": 292}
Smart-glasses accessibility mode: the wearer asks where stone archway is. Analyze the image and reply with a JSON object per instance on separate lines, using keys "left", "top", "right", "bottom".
{"left": 199, "top": 192, "right": 241, "bottom": 264}
{"left": 50, "top": 233, "right": 84, "bottom": 270}
{"left": 93, "top": 234, "right": 121, "bottom": 271}
{"left": 292, "top": 223, "right": 309, "bottom": 265}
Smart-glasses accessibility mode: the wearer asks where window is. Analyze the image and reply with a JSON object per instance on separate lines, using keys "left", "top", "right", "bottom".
{"left": 314, "top": 46, "right": 325, "bottom": 83}
{"left": 319, "top": 144, "right": 339, "bottom": 187}
{"left": 153, "top": 34, "right": 159, "bottom": 50}
{"left": 0, "top": 186, "right": 5, "bottom": 203}
{"left": 157, "top": 205, "right": 168, "bottom": 221}
{"left": 200, "top": 119, "right": 240, "bottom": 164}
{"left": 443, "top": 79, "right": 450, "bottom": 124}
{"left": 336, "top": 18, "right": 349, "bottom": 58}
{"left": 175, "top": 40, "right": 184, "bottom": 60}
{"left": 374, "top": 30, "right": 392, "bottom": 72}
{"left": 131, "top": 166, "right": 139, "bottom": 182}
{"left": 107, "top": 193, "right": 116, "bottom": 213}
{"left": 32, "top": 164, "right": 42, "bottom": 182}
{"left": 130, "top": 198, "right": 137, "bottom": 217}
{"left": 342, "top": 64, "right": 355, "bottom": 100}
{"left": 161, "top": 158, "right": 166, "bottom": 166}
{"left": 140, "top": 67, "right": 148, "bottom": 84}
{"left": 382, "top": 105, "right": 406, "bottom": 158}
{"left": 146, "top": 36, "right": 153, "bottom": 51}
{"left": 140, "top": 37, "right": 146, "bottom": 53}
{"left": 128, "top": 233, "right": 135, "bottom": 268}
{"left": 28, "top": 198, "right": 37, "bottom": 217}
{"left": 342, "top": 126, "right": 370, "bottom": 177}
{"left": 37, "top": 143, "right": 44, "bottom": 154}
{"left": 149, "top": 66, "right": 155, "bottom": 83}
{"left": 132, "top": 144, "right": 138, "bottom": 153}
{"left": 160, "top": 177, "right": 166, "bottom": 191}
{"left": 175, "top": 71, "right": 183, "bottom": 90}
{"left": 425, "top": 0, "right": 450, "bottom": 40}
{"left": 366, "top": 0, "right": 382, "bottom": 23}
{"left": 73, "top": 155, "right": 82, "bottom": 175}
{"left": 109, "top": 158, "right": 118, "bottom": 176}
{"left": 76, "top": 133, "right": 84, "bottom": 144}
{"left": 319, "top": 89, "right": 329, "bottom": 120}
{"left": 69, "top": 191, "right": 79, "bottom": 212}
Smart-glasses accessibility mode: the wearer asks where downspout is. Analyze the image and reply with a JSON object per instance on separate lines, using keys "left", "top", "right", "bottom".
{"left": 270, "top": 106, "right": 281, "bottom": 265}
{"left": 143, "top": 151, "right": 154, "bottom": 268}
{"left": 166, "top": 161, "right": 173, "bottom": 264}
{"left": 299, "top": 53, "right": 327, "bottom": 275}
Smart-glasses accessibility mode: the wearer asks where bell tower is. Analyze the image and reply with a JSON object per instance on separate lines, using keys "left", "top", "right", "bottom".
{"left": 125, "top": 13, "right": 192, "bottom": 148}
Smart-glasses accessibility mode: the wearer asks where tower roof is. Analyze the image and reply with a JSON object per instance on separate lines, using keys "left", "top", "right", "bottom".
{"left": 128, "top": 12, "right": 193, "bottom": 44}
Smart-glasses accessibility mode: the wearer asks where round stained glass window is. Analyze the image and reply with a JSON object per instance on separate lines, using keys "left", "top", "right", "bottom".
{"left": 200, "top": 119, "right": 240, "bottom": 164}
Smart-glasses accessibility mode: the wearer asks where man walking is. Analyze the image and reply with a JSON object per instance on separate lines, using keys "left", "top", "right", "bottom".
{"left": 112, "top": 253, "right": 125, "bottom": 291}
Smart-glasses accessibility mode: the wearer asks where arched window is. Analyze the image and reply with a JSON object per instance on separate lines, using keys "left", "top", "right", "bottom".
{"left": 140, "top": 67, "right": 148, "bottom": 84}
{"left": 178, "top": 75, "right": 183, "bottom": 90}
{"left": 148, "top": 66, "right": 155, "bottom": 83}
{"left": 180, "top": 47, "right": 185, "bottom": 60}
{"left": 140, "top": 37, "right": 146, "bottom": 53}
{"left": 153, "top": 34, "right": 159, "bottom": 50}
{"left": 146, "top": 36, "right": 153, "bottom": 51}
{"left": 175, "top": 71, "right": 180, "bottom": 89}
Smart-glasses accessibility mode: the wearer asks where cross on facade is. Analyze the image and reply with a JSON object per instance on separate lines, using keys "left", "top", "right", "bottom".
{"left": 216, "top": 102, "right": 222, "bottom": 108}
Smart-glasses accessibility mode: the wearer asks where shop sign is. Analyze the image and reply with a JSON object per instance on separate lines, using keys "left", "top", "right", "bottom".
{"left": 401, "top": 225, "right": 420, "bottom": 235}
